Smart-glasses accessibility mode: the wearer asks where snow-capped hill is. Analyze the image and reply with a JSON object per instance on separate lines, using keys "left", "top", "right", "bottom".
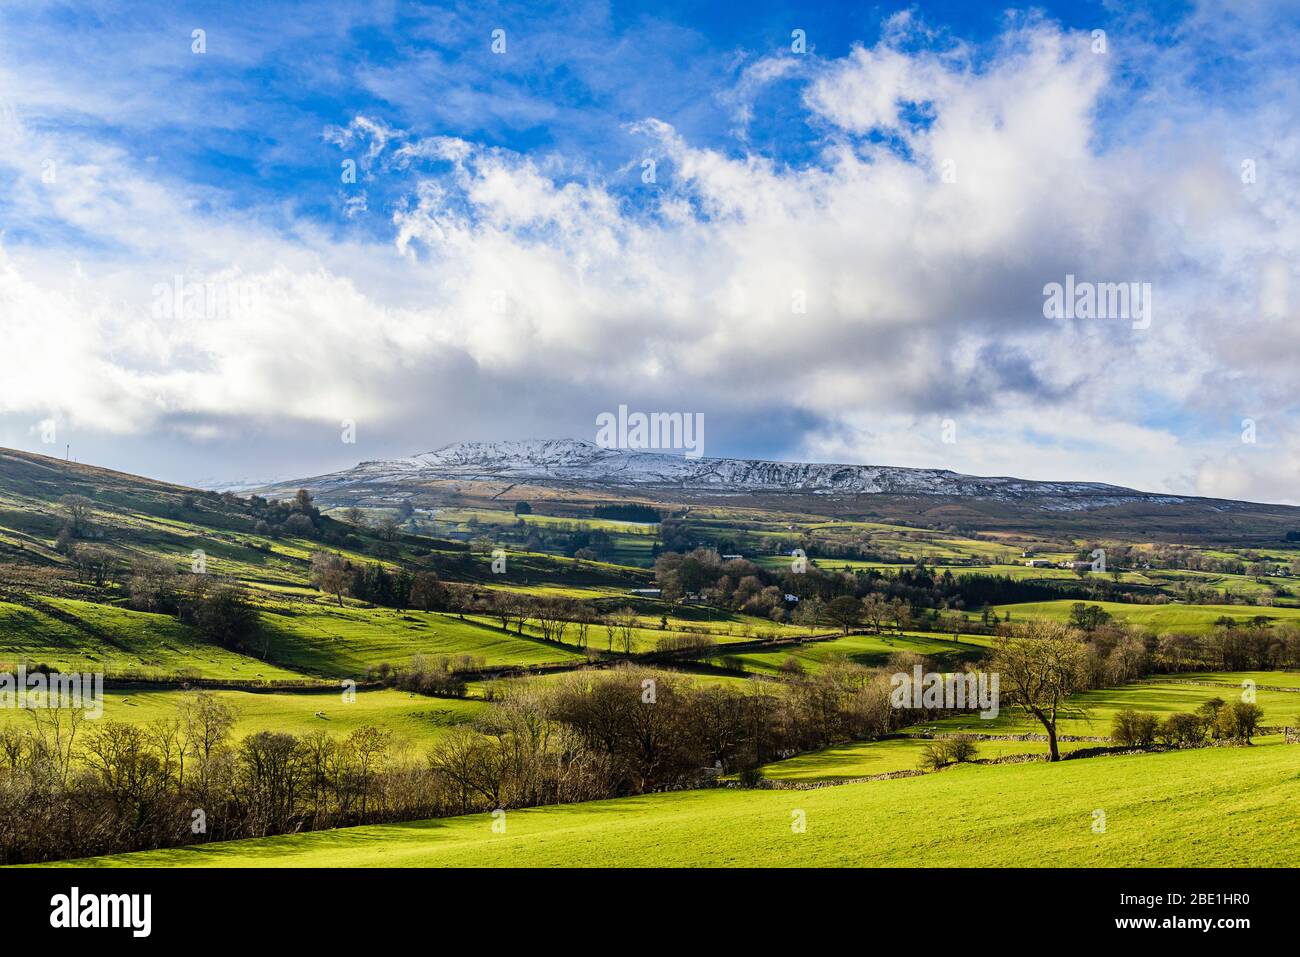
{"left": 262, "top": 438, "right": 1193, "bottom": 511}
{"left": 405, "top": 439, "right": 619, "bottom": 470}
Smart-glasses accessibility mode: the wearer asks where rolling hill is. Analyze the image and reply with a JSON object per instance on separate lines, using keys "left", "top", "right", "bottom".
{"left": 58, "top": 742, "right": 1300, "bottom": 867}
{"left": 249, "top": 439, "right": 1300, "bottom": 543}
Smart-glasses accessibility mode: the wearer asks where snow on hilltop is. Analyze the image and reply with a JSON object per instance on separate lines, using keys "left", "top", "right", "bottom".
{"left": 260, "top": 438, "right": 1190, "bottom": 510}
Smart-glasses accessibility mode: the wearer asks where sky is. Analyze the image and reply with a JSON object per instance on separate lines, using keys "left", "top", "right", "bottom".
{"left": 0, "top": 0, "right": 1298, "bottom": 502}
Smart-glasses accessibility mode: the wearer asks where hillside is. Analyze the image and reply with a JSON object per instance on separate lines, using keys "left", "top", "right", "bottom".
{"left": 0, "top": 444, "right": 1298, "bottom": 874}
{"left": 60, "top": 743, "right": 1300, "bottom": 867}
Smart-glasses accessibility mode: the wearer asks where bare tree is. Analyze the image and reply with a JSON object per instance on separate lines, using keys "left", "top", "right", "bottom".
{"left": 990, "top": 622, "right": 1089, "bottom": 761}
{"left": 178, "top": 692, "right": 240, "bottom": 793}
{"left": 409, "top": 571, "right": 445, "bottom": 612}
{"left": 310, "top": 550, "right": 349, "bottom": 606}
{"left": 59, "top": 494, "right": 94, "bottom": 537}
{"left": 72, "top": 545, "right": 116, "bottom": 587}
{"left": 826, "top": 595, "right": 862, "bottom": 635}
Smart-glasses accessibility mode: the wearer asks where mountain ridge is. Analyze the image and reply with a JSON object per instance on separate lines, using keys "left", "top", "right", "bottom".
{"left": 251, "top": 437, "right": 1204, "bottom": 511}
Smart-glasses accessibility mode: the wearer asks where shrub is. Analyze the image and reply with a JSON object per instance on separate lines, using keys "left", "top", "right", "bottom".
{"left": 1213, "top": 701, "right": 1265, "bottom": 742}
{"left": 654, "top": 634, "right": 718, "bottom": 656}
{"left": 1158, "top": 712, "right": 1206, "bottom": 746}
{"left": 777, "top": 656, "right": 805, "bottom": 676}
{"left": 1196, "top": 697, "right": 1226, "bottom": 723}
{"left": 1111, "top": 709, "right": 1159, "bottom": 747}
{"left": 920, "top": 737, "right": 980, "bottom": 770}
{"left": 946, "top": 737, "right": 980, "bottom": 763}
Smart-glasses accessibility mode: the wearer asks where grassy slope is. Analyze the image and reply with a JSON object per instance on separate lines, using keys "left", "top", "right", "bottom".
{"left": 63, "top": 741, "right": 1300, "bottom": 867}
{"left": 994, "top": 599, "right": 1300, "bottom": 633}
{"left": 926, "top": 680, "right": 1300, "bottom": 736}
{"left": 1170, "top": 670, "right": 1300, "bottom": 689}
{"left": 757, "top": 737, "right": 1091, "bottom": 782}
{"left": 0, "top": 599, "right": 303, "bottom": 680}
{"left": 0, "top": 687, "right": 485, "bottom": 752}
{"left": 713, "top": 630, "right": 989, "bottom": 674}
{"left": 257, "top": 607, "right": 585, "bottom": 676}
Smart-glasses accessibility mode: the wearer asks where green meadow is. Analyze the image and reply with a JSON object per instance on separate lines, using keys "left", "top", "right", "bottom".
{"left": 756, "top": 736, "right": 1091, "bottom": 782}
{"left": 64, "top": 742, "right": 1300, "bottom": 867}
{"left": 4, "top": 447, "right": 1299, "bottom": 869}
{"left": 0, "top": 599, "right": 303, "bottom": 680}
{"left": 0, "top": 687, "right": 486, "bottom": 752}
{"left": 255, "top": 606, "right": 586, "bottom": 676}
{"left": 712, "top": 630, "right": 989, "bottom": 674}
{"left": 993, "top": 600, "right": 1300, "bottom": 633}
{"left": 925, "top": 679, "right": 1300, "bottom": 736}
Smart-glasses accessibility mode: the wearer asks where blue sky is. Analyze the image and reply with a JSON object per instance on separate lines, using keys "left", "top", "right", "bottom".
{"left": 3, "top": 0, "right": 1179, "bottom": 237}
{"left": 1, "top": 0, "right": 1298, "bottom": 501}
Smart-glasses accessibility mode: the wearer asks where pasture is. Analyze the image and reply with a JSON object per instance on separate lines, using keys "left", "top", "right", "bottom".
{"left": 0, "top": 687, "right": 486, "bottom": 753}
{"left": 993, "top": 599, "right": 1300, "bottom": 633}
{"left": 0, "top": 599, "right": 303, "bottom": 680}
{"left": 711, "top": 630, "right": 988, "bottom": 674}
{"left": 64, "top": 741, "right": 1300, "bottom": 867}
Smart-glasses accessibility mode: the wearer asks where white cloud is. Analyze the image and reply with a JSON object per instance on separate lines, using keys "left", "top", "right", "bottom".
{"left": 1, "top": 16, "right": 1298, "bottom": 501}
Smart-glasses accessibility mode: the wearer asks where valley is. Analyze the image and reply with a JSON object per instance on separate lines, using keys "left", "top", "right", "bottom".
{"left": 0, "top": 442, "right": 1296, "bottom": 868}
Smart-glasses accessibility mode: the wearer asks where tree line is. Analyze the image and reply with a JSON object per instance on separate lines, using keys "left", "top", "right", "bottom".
{"left": 0, "top": 657, "right": 960, "bottom": 864}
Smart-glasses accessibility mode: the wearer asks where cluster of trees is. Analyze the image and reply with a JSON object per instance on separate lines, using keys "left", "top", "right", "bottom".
{"left": 650, "top": 549, "right": 1120, "bottom": 627}
{"left": 1149, "top": 624, "right": 1300, "bottom": 673}
{"left": 1133, "top": 542, "right": 1298, "bottom": 577}
{"left": 432, "top": 660, "right": 921, "bottom": 810}
{"left": 53, "top": 494, "right": 105, "bottom": 559}
{"left": 1111, "top": 699, "right": 1267, "bottom": 747}
{"left": 56, "top": 494, "right": 95, "bottom": 537}
{"left": 126, "top": 559, "right": 259, "bottom": 653}
{"left": 1006, "top": 613, "right": 1300, "bottom": 698}
{"left": 309, "top": 551, "right": 445, "bottom": 611}
{"left": 0, "top": 693, "right": 440, "bottom": 864}
{"left": 591, "top": 503, "right": 661, "bottom": 523}
{"left": 0, "top": 658, "right": 946, "bottom": 863}
{"left": 992, "top": 618, "right": 1300, "bottom": 759}
{"left": 239, "top": 489, "right": 324, "bottom": 540}
{"left": 476, "top": 593, "right": 633, "bottom": 651}
{"left": 387, "top": 653, "right": 485, "bottom": 696}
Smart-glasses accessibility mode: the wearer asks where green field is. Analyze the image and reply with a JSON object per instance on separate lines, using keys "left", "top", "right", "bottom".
{"left": 4, "top": 446, "right": 1300, "bottom": 870}
{"left": 1166, "top": 671, "right": 1300, "bottom": 689}
{"left": 926, "top": 679, "right": 1300, "bottom": 736}
{"left": 63, "top": 741, "right": 1300, "bottom": 867}
{"left": 711, "top": 630, "right": 989, "bottom": 674}
{"left": 994, "top": 600, "right": 1300, "bottom": 633}
{"left": 0, "top": 687, "right": 486, "bottom": 752}
{"left": 0, "top": 599, "right": 304, "bottom": 680}
{"left": 756, "top": 736, "right": 1091, "bottom": 781}
{"left": 257, "top": 606, "right": 586, "bottom": 676}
